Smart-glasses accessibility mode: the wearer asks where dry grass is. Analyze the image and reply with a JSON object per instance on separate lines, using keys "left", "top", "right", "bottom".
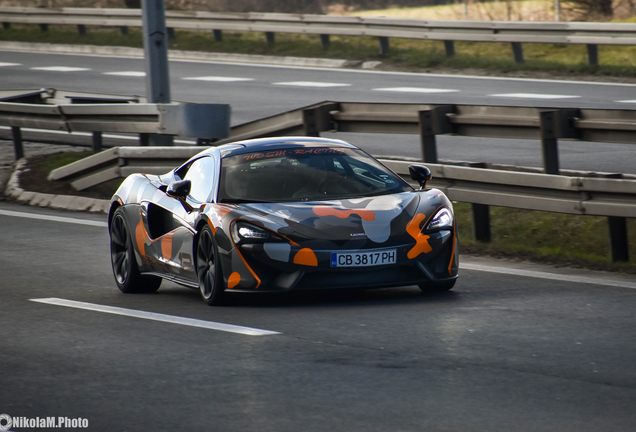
{"left": 348, "top": 0, "right": 636, "bottom": 22}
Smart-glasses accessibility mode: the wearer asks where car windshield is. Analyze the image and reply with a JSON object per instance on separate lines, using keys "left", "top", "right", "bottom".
{"left": 218, "top": 147, "right": 412, "bottom": 203}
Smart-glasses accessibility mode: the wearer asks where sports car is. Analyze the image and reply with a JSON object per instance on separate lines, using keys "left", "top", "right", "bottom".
{"left": 108, "top": 136, "right": 458, "bottom": 305}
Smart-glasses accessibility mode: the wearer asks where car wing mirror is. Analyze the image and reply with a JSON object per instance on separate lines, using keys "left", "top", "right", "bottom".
{"left": 167, "top": 179, "right": 191, "bottom": 199}
{"left": 166, "top": 180, "right": 193, "bottom": 212}
{"left": 409, "top": 165, "right": 432, "bottom": 190}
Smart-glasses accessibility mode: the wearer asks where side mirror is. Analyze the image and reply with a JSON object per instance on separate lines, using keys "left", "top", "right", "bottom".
{"left": 409, "top": 165, "right": 432, "bottom": 190}
{"left": 167, "top": 180, "right": 191, "bottom": 199}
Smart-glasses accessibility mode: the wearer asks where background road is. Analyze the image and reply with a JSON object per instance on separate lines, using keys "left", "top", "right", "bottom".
{"left": 1, "top": 48, "right": 636, "bottom": 431}
{"left": 1, "top": 201, "right": 636, "bottom": 431}
{"left": 1, "top": 49, "right": 636, "bottom": 174}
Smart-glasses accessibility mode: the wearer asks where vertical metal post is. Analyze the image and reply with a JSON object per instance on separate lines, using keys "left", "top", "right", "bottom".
{"left": 142, "top": 0, "right": 173, "bottom": 146}
{"left": 3, "top": 22, "right": 11, "bottom": 30}
{"left": 303, "top": 109, "right": 321, "bottom": 137}
{"left": 511, "top": 42, "right": 524, "bottom": 63}
{"left": 444, "top": 40, "right": 455, "bottom": 57}
{"left": 139, "top": 133, "right": 150, "bottom": 146}
{"left": 213, "top": 29, "right": 223, "bottom": 42}
{"left": 554, "top": 0, "right": 561, "bottom": 21}
{"left": 320, "top": 34, "right": 330, "bottom": 50}
{"left": 587, "top": 44, "right": 599, "bottom": 66}
{"left": 418, "top": 111, "right": 438, "bottom": 163}
{"left": 266, "top": 32, "right": 275, "bottom": 45}
{"left": 540, "top": 111, "right": 560, "bottom": 175}
{"left": 77, "top": 25, "right": 86, "bottom": 35}
{"left": 379, "top": 37, "right": 390, "bottom": 55}
{"left": 167, "top": 27, "right": 175, "bottom": 39}
{"left": 92, "top": 132, "right": 103, "bottom": 152}
{"left": 472, "top": 204, "right": 491, "bottom": 243}
{"left": 120, "top": 26, "right": 129, "bottom": 35}
{"left": 608, "top": 217, "right": 629, "bottom": 262}
{"left": 39, "top": 24, "right": 49, "bottom": 32}
{"left": 12, "top": 126, "right": 24, "bottom": 160}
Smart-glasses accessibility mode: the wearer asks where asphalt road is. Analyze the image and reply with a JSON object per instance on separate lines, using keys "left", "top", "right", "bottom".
{"left": 2, "top": 49, "right": 636, "bottom": 174}
{"left": 1, "top": 201, "right": 636, "bottom": 432}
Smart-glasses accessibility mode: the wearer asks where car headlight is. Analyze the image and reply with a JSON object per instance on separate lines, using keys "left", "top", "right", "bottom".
{"left": 426, "top": 207, "right": 453, "bottom": 231}
{"left": 232, "top": 221, "right": 285, "bottom": 244}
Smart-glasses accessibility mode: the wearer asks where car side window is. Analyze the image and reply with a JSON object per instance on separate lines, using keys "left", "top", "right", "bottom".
{"left": 183, "top": 156, "right": 216, "bottom": 202}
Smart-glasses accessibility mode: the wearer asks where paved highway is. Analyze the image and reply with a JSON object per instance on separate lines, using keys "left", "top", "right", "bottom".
{"left": 2, "top": 49, "right": 636, "bottom": 174}
{"left": 1, "top": 200, "right": 636, "bottom": 431}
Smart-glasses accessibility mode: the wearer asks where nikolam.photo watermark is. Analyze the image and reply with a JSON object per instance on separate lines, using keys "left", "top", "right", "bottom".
{"left": 0, "top": 413, "right": 88, "bottom": 430}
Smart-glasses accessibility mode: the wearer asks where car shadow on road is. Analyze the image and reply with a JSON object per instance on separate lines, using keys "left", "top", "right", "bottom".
{"left": 156, "top": 283, "right": 460, "bottom": 309}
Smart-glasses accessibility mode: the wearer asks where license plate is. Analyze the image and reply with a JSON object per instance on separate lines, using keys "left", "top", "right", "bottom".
{"left": 330, "top": 249, "right": 397, "bottom": 267}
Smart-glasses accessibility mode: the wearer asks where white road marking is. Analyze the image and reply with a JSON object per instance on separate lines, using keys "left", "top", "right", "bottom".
{"left": 182, "top": 76, "right": 254, "bottom": 82}
{"left": 273, "top": 81, "right": 351, "bottom": 87}
{"left": 489, "top": 92, "right": 580, "bottom": 99}
{"left": 616, "top": 100, "right": 636, "bottom": 104}
{"left": 0, "top": 62, "right": 20, "bottom": 67}
{"left": 30, "top": 66, "right": 91, "bottom": 72}
{"left": 103, "top": 71, "right": 146, "bottom": 77}
{"left": 460, "top": 263, "right": 636, "bottom": 290}
{"left": 30, "top": 298, "right": 281, "bottom": 336}
{"left": 374, "top": 87, "right": 458, "bottom": 93}
{"left": 0, "top": 209, "right": 107, "bottom": 227}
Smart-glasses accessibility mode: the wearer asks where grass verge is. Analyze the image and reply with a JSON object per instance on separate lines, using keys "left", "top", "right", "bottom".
{"left": 2, "top": 23, "right": 636, "bottom": 79}
{"left": 16, "top": 151, "right": 636, "bottom": 274}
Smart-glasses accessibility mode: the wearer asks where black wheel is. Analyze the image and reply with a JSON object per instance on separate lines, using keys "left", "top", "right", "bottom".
{"left": 196, "top": 225, "right": 225, "bottom": 305}
{"left": 109, "top": 207, "right": 161, "bottom": 294}
{"left": 418, "top": 279, "right": 456, "bottom": 293}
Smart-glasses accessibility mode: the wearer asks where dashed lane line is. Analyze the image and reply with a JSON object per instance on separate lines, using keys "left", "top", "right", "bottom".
{"left": 489, "top": 93, "right": 580, "bottom": 99}
{"left": 30, "top": 298, "right": 281, "bottom": 336}
{"left": 29, "top": 66, "right": 91, "bottom": 72}
{"left": 373, "top": 87, "right": 459, "bottom": 93}
{"left": 103, "top": 71, "right": 146, "bottom": 77}
{"left": 273, "top": 81, "right": 351, "bottom": 87}
{"left": 182, "top": 76, "right": 254, "bottom": 82}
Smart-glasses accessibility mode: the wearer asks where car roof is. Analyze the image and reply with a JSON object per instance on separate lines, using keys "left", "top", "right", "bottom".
{"left": 198, "top": 136, "right": 359, "bottom": 159}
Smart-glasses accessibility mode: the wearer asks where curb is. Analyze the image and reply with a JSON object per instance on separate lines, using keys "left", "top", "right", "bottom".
{"left": 3, "top": 158, "right": 110, "bottom": 214}
{"left": 0, "top": 41, "right": 381, "bottom": 69}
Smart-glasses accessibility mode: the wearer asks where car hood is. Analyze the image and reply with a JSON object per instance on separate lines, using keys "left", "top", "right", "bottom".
{"left": 240, "top": 192, "right": 422, "bottom": 245}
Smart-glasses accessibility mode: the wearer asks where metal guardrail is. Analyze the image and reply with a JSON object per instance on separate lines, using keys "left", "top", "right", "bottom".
{"left": 0, "top": 88, "right": 230, "bottom": 155}
{"left": 1, "top": 7, "right": 635, "bottom": 65}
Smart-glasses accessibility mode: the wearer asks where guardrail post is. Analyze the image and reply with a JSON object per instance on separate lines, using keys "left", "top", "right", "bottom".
{"left": 167, "top": 27, "right": 175, "bottom": 39}
{"left": 540, "top": 111, "right": 560, "bottom": 175}
{"left": 303, "top": 104, "right": 338, "bottom": 137}
{"left": 511, "top": 42, "right": 524, "bottom": 63}
{"left": 539, "top": 109, "right": 579, "bottom": 175}
{"left": 77, "top": 25, "right": 86, "bottom": 35}
{"left": 120, "top": 26, "right": 129, "bottom": 35}
{"left": 418, "top": 110, "right": 438, "bottom": 163}
{"left": 213, "top": 30, "right": 223, "bottom": 42}
{"left": 39, "top": 24, "right": 48, "bottom": 32}
{"left": 444, "top": 41, "right": 455, "bottom": 57}
{"left": 139, "top": 133, "right": 149, "bottom": 146}
{"left": 92, "top": 132, "right": 102, "bottom": 152}
{"left": 608, "top": 217, "right": 629, "bottom": 262}
{"left": 587, "top": 44, "right": 599, "bottom": 66}
{"left": 12, "top": 126, "right": 24, "bottom": 160}
{"left": 472, "top": 203, "right": 491, "bottom": 243}
{"left": 266, "top": 32, "right": 275, "bottom": 46}
{"left": 320, "top": 34, "right": 330, "bottom": 50}
{"left": 2, "top": 23, "right": 10, "bottom": 30}
{"left": 379, "top": 37, "right": 390, "bottom": 55}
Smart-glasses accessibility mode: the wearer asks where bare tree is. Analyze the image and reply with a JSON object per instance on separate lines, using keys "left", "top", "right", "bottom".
{"left": 565, "top": 0, "right": 613, "bottom": 20}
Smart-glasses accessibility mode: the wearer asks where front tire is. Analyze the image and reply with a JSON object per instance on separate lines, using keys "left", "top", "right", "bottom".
{"left": 196, "top": 225, "right": 226, "bottom": 305}
{"left": 109, "top": 207, "right": 161, "bottom": 294}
